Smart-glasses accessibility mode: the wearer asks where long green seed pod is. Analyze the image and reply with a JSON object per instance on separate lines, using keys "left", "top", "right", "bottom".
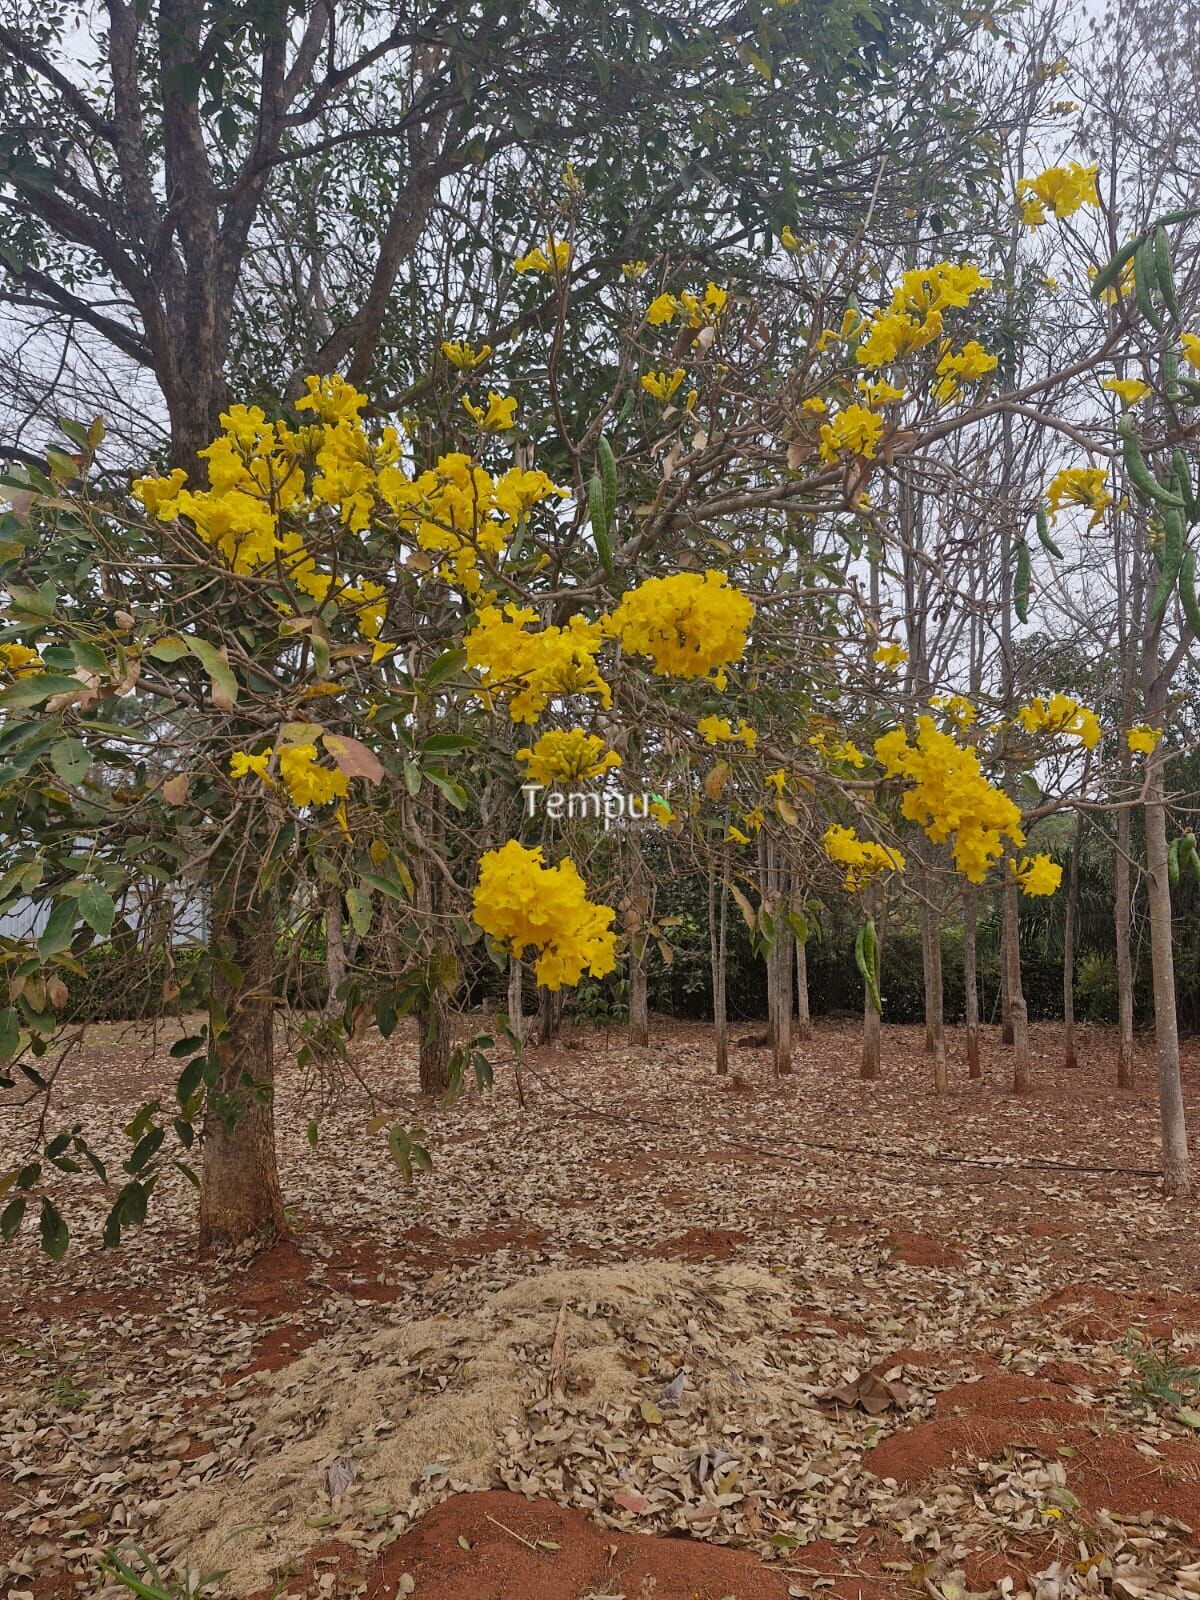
{"left": 598, "top": 435, "right": 618, "bottom": 532}
{"left": 856, "top": 919, "right": 881, "bottom": 1014}
{"left": 1151, "top": 510, "right": 1184, "bottom": 623}
{"left": 1179, "top": 547, "right": 1200, "bottom": 638}
{"left": 1121, "top": 416, "right": 1186, "bottom": 508}
{"left": 1035, "top": 505, "right": 1063, "bottom": 559}
{"left": 1134, "top": 237, "right": 1164, "bottom": 332}
{"left": 587, "top": 473, "right": 614, "bottom": 576}
{"left": 1169, "top": 836, "right": 1181, "bottom": 890}
{"left": 1090, "top": 234, "right": 1143, "bottom": 301}
{"left": 1154, "top": 224, "right": 1182, "bottom": 324}
{"left": 1172, "top": 448, "right": 1197, "bottom": 520}
{"left": 1014, "top": 542, "right": 1032, "bottom": 623}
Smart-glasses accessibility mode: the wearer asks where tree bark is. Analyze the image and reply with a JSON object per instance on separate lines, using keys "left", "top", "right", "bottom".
{"left": 1144, "top": 751, "right": 1191, "bottom": 1193}
{"left": 507, "top": 957, "right": 526, "bottom": 1047}
{"left": 1062, "top": 814, "right": 1081, "bottom": 1069}
{"left": 926, "top": 902, "right": 947, "bottom": 1094}
{"left": 538, "top": 985, "right": 565, "bottom": 1046}
{"left": 417, "top": 987, "right": 453, "bottom": 1095}
{"left": 860, "top": 885, "right": 882, "bottom": 1081}
{"left": 324, "top": 890, "right": 348, "bottom": 1014}
{"left": 999, "top": 901, "right": 1014, "bottom": 1045}
{"left": 760, "top": 834, "right": 791, "bottom": 1075}
{"left": 628, "top": 934, "right": 650, "bottom": 1046}
{"left": 962, "top": 888, "right": 982, "bottom": 1079}
{"left": 1004, "top": 877, "right": 1031, "bottom": 1093}
{"left": 1115, "top": 799, "right": 1136, "bottom": 1089}
{"left": 199, "top": 902, "right": 286, "bottom": 1249}
{"left": 709, "top": 859, "right": 729, "bottom": 1075}
{"left": 795, "top": 931, "right": 812, "bottom": 1042}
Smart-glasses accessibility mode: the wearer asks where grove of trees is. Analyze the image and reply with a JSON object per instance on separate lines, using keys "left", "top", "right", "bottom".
{"left": 4, "top": 0, "right": 1200, "bottom": 1262}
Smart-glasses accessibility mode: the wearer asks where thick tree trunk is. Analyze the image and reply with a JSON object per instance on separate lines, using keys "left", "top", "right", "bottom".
{"left": 962, "top": 888, "right": 981, "bottom": 1079}
{"left": 1062, "top": 815, "right": 1081, "bottom": 1069}
{"left": 1004, "top": 878, "right": 1031, "bottom": 1093}
{"left": 538, "top": 985, "right": 565, "bottom": 1046}
{"left": 1145, "top": 756, "right": 1190, "bottom": 1194}
{"left": 709, "top": 861, "right": 729, "bottom": 1074}
{"left": 417, "top": 989, "right": 452, "bottom": 1095}
{"left": 199, "top": 903, "right": 286, "bottom": 1249}
{"left": 1115, "top": 800, "right": 1136, "bottom": 1090}
{"left": 628, "top": 935, "right": 650, "bottom": 1046}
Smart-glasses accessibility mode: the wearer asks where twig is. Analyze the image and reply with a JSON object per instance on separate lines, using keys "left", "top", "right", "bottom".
{"left": 484, "top": 1513, "right": 546, "bottom": 1553}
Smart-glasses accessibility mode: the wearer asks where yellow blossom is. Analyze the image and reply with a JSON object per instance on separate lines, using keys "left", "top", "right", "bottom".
{"left": 471, "top": 840, "right": 616, "bottom": 990}
{"left": 441, "top": 340, "right": 493, "bottom": 370}
{"left": 514, "top": 238, "right": 571, "bottom": 275}
{"left": 461, "top": 392, "right": 518, "bottom": 431}
{"left": 818, "top": 403, "right": 884, "bottom": 463}
{"left": 1102, "top": 377, "right": 1150, "bottom": 405}
{"left": 822, "top": 824, "right": 906, "bottom": 892}
{"left": 1010, "top": 853, "right": 1062, "bottom": 897}
{"left": 1017, "top": 163, "right": 1099, "bottom": 227}
{"left": 607, "top": 571, "right": 753, "bottom": 679}
{"left": 641, "top": 368, "right": 686, "bottom": 403}
{"left": 873, "top": 642, "right": 909, "bottom": 669}
{"left": 1046, "top": 466, "right": 1111, "bottom": 527}
{"left": 1126, "top": 724, "right": 1162, "bottom": 754}
{"left": 1018, "top": 694, "right": 1102, "bottom": 750}
{"left": 516, "top": 728, "right": 621, "bottom": 784}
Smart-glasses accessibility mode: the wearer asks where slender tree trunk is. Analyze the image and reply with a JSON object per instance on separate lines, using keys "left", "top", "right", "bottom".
{"left": 1145, "top": 753, "right": 1190, "bottom": 1194}
{"left": 920, "top": 889, "right": 936, "bottom": 1055}
{"left": 1115, "top": 800, "right": 1136, "bottom": 1089}
{"left": 962, "top": 888, "right": 981, "bottom": 1079}
{"left": 1062, "top": 814, "right": 1082, "bottom": 1069}
{"left": 324, "top": 890, "right": 348, "bottom": 1014}
{"left": 925, "top": 900, "right": 947, "bottom": 1094}
{"left": 795, "top": 933, "right": 812, "bottom": 1042}
{"left": 709, "top": 862, "right": 729, "bottom": 1074}
{"left": 199, "top": 901, "right": 286, "bottom": 1249}
{"left": 538, "top": 985, "right": 565, "bottom": 1046}
{"left": 860, "top": 885, "right": 882, "bottom": 1081}
{"left": 1004, "top": 878, "right": 1031, "bottom": 1093}
{"left": 628, "top": 935, "right": 650, "bottom": 1046}
{"left": 507, "top": 957, "right": 526, "bottom": 1046}
{"left": 999, "top": 901, "right": 1014, "bottom": 1045}
{"left": 760, "top": 834, "right": 791, "bottom": 1075}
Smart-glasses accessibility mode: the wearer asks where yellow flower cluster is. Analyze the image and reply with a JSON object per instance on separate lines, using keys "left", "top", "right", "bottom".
{"left": 646, "top": 282, "right": 728, "bottom": 327}
{"left": 1126, "top": 724, "right": 1162, "bottom": 755}
{"left": 641, "top": 368, "right": 686, "bottom": 403}
{"left": 818, "top": 403, "right": 884, "bottom": 463}
{"left": 607, "top": 571, "right": 753, "bottom": 682}
{"left": 471, "top": 841, "right": 616, "bottom": 990}
{"left": 1183, "top": 334, "right": 1200, "bottom": 371}
{"left": 461, "top": 392, "right": 517, "bottom": 431}
{"left": 1046, "top": 467, "right": 1111, "bottom": 527}
{"left": 441, "top": 340, "right": 492, "bottom": 370}
{"left": 933, "top": 340, "right": 998, "bottom": 402}
{"left": 514, "top": 238, "right": 571, "bottom": 275}
{"left": 809, "top": 729, "right": 866, "bottom": 767}
{"left": 229, "top": 743, "right": 349, "bottom": 809}
{"left": 850, "top": 261, "right": 991, "bottom": 381}
{"left": 384, "top": 454, "right": 566, "bottom": 596}
{"left": 1017, "top": 695, "right": 1101, "bottom": 750}
{"left": 874, "top": 717, "right": 1025, "bottom": 885}
{"left": 465, "top": 603, "right": 611, "bottom": 723}
{"left": 132, "top": 375, "right": 565, "bottom": 610}
{"left": 873, "top": 642, "right": 909, "bottom": 669}
{"left": 1017, "top": 163, "right": 1099, "bottom": 227}
{"left": 516, "top": 728, "right": 621, "bottom": 783}
{"left": 697, "top": 714, "right": 757, "bottom": 750}
{"left": 822, "top": 824, "right": 906, "bottom": 892}
{"left": 0, "top": 643, "right": 43, "bottom": 677}
{"left": 929, "top": 693, "right": 977, "bottom": 727}
{"left": 1010, "top": 854, "right": 1063, "bottom": 896}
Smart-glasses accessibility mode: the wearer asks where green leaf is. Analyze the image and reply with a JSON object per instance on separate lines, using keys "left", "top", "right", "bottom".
{"left": 38, "top": 1195, "right": 68, "bottom": 1261}
{"left": 424, "top": 769, "right": 468, "bottom": 810}
{"left": 0, "top": 673, "right": 82, "bottom": 709}
{"left": 345, "top": 886, "right": 374, "bottom": 936}
{"left": 50, "top": 738, "right": 90, "bottom": 785}
{"left": 185, "top": 636, "right": 239, "bottom": 707}
{"left": 1, "top": 1196, "right": 26, "bottom": 1242}
{"left": 77, "top": 882, "right": 115, "bottom": 938}
{"left": 425, "top": 647, "right": 467, "bottom": 687}
{"left": 37, "top": 899, "right": 77, "bottom": 961}
{"left": 0, "top": 1007, "right": 19, "bottom": 1061}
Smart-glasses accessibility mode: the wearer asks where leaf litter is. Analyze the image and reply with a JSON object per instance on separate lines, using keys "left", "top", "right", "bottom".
{"left": 4, "top": 1018, "right": 1200, "bottom": 1599}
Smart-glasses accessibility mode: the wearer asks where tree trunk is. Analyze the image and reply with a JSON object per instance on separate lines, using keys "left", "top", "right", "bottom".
{"left": 538, "top": 985, "right": 565, "bottom": 1046}
{"left": 1062, "top": 814, "right": 1081, "bottom": 1069}
{"left": 709, "top": 863, "right": 729, "bottom": 1074}
{"left": 999, "top": 900, "right": 1014, "bottom": 1045}
{"left": 860, "top": 886, "right": 882, "bottom": 1081}
{"left": 795, "top": 932, "right": 812, "bottom": 1042}
{"left": 628, "top": 935, "right": 650, "bottom": 1046}
{"left": 324, "top": 890, "right": 348, "bottom": 1014}
{"left": 199, "top": 903, "right": 286, "bottom": 1249}
{"left": 926, "top": 902, "right": 947, "bottom": 1094}
{"left": 507, "top": 957, "right": 526, "bottom": 1047}
{"left": 920, "top": 891, "right": 936, "bottom": 1055}
{"left": 1145, "top": 754, "right": 1191, "bottom": 1194}
{"left": 760, "top": 834, "right": 791, "bottom": 1075}
{"left": 962, "top": 888, "right": 981, "bottom": 1079}
{"left": 1004, "top": 877, "right": 1031, "bottom": 1093}
{"left": 418, "top": 988, "right": 452, "bottom": 1095}
{"left": 1115, "top": 799, "right": 1136, "bottom": 1090}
